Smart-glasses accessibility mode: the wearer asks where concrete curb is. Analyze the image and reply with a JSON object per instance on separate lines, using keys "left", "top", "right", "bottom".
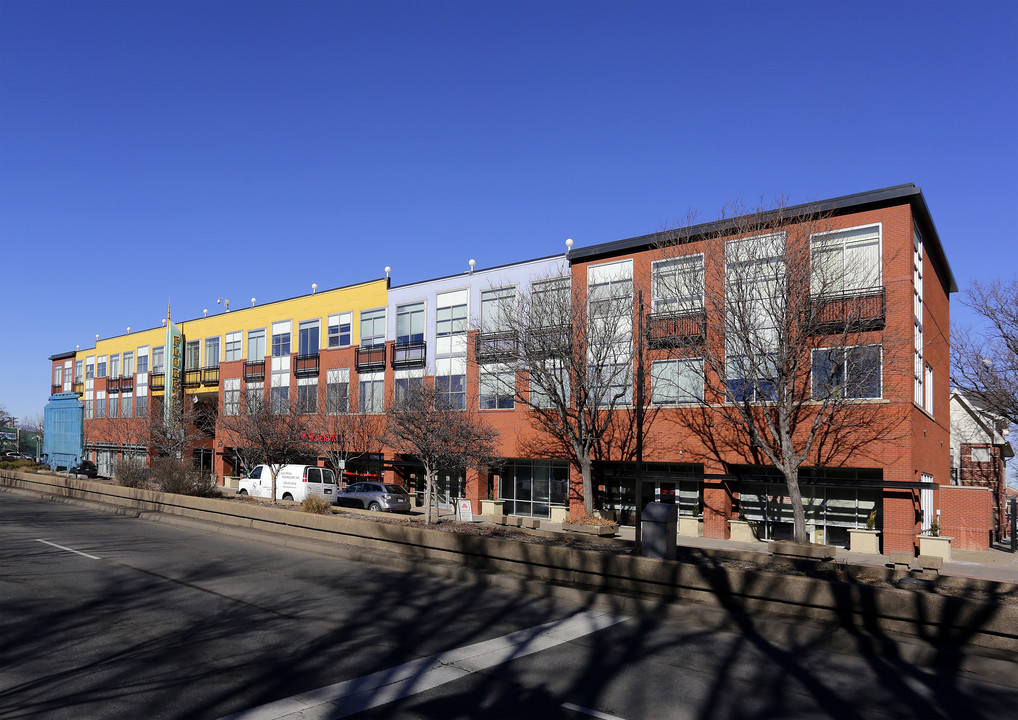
{"left": 4, "top": 470, "right": 1017, "bottom": 654}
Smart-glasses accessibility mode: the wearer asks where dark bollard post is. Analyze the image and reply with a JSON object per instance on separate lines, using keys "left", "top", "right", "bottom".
{"left": 1010, "top": 498, "right": 1016, "bottom": 554}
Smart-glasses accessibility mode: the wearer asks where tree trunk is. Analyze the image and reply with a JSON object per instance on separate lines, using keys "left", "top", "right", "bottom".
{"left": 579, "top": 452, "right": 594, "bottom": 515}
{"left": 785, "top": 469, "right": 808, "bottom": 543}
{"left": 424, "top": 469, "right": 435, "bottom": 525}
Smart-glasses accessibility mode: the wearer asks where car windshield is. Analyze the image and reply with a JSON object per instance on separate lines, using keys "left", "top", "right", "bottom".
{"left": 384, "top": 484, "right": 407, "bottom": 494}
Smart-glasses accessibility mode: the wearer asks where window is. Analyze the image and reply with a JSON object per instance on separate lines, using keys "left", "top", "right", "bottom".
{"left": 271, "top": 321, "right": 291, "bottom": 358}
{"left": 270, "top": 375, "right": 289, "bottom": 414}
{"left": 436, "top": 303, "right": 467, "bottom": 337}
{"left": 84, "top": 399, "right": 94, "bottom": 419}
{"left": 530, "top": 358, "right": 567, "bottom": 409}
{"left": 327, "top": 312, "right": 352, "bottom": 348}
{"left": 395, "top": 374, "right": 424, "bottom": 403}
{"left": 727, "top": 354, "right": 777, "bottom": 402}
{"left": 248, "top": 329, "right": 267, "bottom": 363}
{"left": 326, "top": 368, "right": 350, "bottom": 413}
{"left": 360, "top": 308, "right": 386, "bottom": 348}
{"left": 480, "top": 364, "right": 515, "bottom": 409}
{"left": 109, "top": 394, "right": 119, "bottom": 419}
{"left": 972, "top": 447, "right": 991, "bottom": 462}
{"left": 652, "top": 255, "right": 703, "bottom": 314}
{"left": 811, "top": 345, "right": 882, "bottom": 400}
{"left": 914, "top": 224, "right": 924, "bottom": 406}
{"left": 110, "top": 354, "right": 121, "bottom": 378}
{"left": 651, "top": 358, "right": 704, "bottom": 404}
{"left": 481, "top": 287, "right": 515, "bottom": 334}
{"left": 74, "top": 360, "right": 84, "bottom": 383}
{"left": 435, "top": 374, "right": 466, "bottom": 410}
{"left": 97, "top": 356, "right": 107, "bottom": 378}
{"left": 245, "top": 382, "right": 265, "bottom": 413}
{"left": 396, "top": 302, "right": 425, "bottom": 346}
{"left": 297, "top": 378, "right": 318, "bottom": 414}
{"left": 589, "top": 362, "right": 632, "bottom": 406}
{"left": 204, "top": 338, "right": 219, "bottom": 368}
{"left": 224, "top": 378, "right": 240, "bottom": 416}
{"left": 225, "top": 331, "right": 242, "bottom": 361}
{"left": 122, "top": 352, "right": 133, "bottom": 377}
{"left": 359, "top": 373, "right": 384, "bottom": 413}
{"left": 924, "top": 363, "right": 934, "bottom": 414}
{"left": 812, "top": 225, "right": 880, "bottom": 297}
{"left": 122, "top": 394, "right": 133, "bottom": 418}
{"left": 86, "top": 357, "right": 95, "bottom": 380}
{"left": 151, "top": 347, "right": 164, "bottom": 374}
{"left": 530, "top": 277, "right": 570, "bottom": 327}
{"left": 136, "top": 349, "right": 149, "bottom": 375}
{"left": 185, "top": 342, "right": 200, "bottom": 370}
{"left": 136, "top": 395, "right": 147, "bottom": 418}
{"left": 54, "top": 365, "right": 63, "bottom": 386}
{"left": 96, "top": 391, "right": 106, "bottom": 418}
{"left": 298, "top": 319, "right": 320, "bottom": 356}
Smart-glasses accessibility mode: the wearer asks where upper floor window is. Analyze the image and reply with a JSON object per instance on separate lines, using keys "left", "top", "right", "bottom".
{"left": 811, "top": 225, "right": 880, "bottom": 296}
{"left": 110, "top": 354, "right": 121, "bottom": 378}
{"left": 361, "top": 308, "right": 386, "bottom": 348}
{"left": 53, "top": 365, "right": 63, "bottom": 386}
{"left": 530, "top": 277, "right": 571, "bottom": 327}
{"left": 811, "top": 345, "right": 882, "bottom": 400}
{"left": 122, "top": 351, "right": 134, "bottom": 376}
{"left": 151, "top": 346, "right": 165, "bottom": 374}
{"left": 97, "top": 356, "right": 107, "bottom": 378}
{"left": 651, "top": 255, "right": 703, "bottom": 314}
{"left": 327, "top": 312, "right": 352, "bottom": 348}
{"left": 479, "top": 364, "right": 515, "bottom": 409}
{"left": 436, "top": 303, "right": 467, "bottom": 337}
{"left": 224, "top": 331, "right": 242, "bottom": 362}
{"left": 85, "top": 357, "right": 95, "bottom": 380}
{"left": 481, "top": 287, "right": 515, "bottom": 334}
{"left": 248, "top": 329, "right": 266, "bottom": 363}
{"left": 271, "top": 321, "right": 291, "bottom": 357}
{"left": 972, "top": 447, "right": 991, "bottom": 462}
{"left": 185, "top": 341, "right": 200, "bottom": 370}
{"left": 204, "top": 338, "right": 219, "bottom": 368}
{"left": 74, "top": 360, "right": 84, "bottom": 383}
{"left": 298, "top": 319, "right": 320, "bottom": 356}
{"left": 136, "top": 347, "right": 149, "bottom": 375}
{"left": 396, "top": 302, "right": 425, "bottom": 346}
{"left": 651, "top": 358, "right": 704, "bottom": 404}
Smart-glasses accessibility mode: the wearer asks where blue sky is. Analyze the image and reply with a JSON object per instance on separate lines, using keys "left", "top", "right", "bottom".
{"left": 1, "top": 0, "right": 1016, "bottom": 424}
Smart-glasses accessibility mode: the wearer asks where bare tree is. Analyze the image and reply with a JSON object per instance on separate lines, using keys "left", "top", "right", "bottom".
{"left": 217, "top": 392, "right": 313, "bottom": 503}
{"left": 658, "top": 200, "right": 902, "bottom": 544}
{"left": 485, "top": 271, "right": 641, "bottom": 515}
{"left": 147, "top": 397, "right": 216, "bottom": 461}
{"left": 385, "top": 381, "right": 499, "bottom": 524}
{"left": 309, "top": 405, "right": 383, "bottom": 486}
{"left": 952, "top": 278, "right": 1018, "bottom": 426}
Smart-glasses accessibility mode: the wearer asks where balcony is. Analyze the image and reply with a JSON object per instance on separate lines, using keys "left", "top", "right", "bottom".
{"left": 243, "top": 360, "right": 266, "bottom": 382}
{"left": 355, "top": 345, "right": 386, "bottom": 373}
{"left": 647, "top": 311, "right": 706, "bottom": 349}
{"left": 106, "top": 375, "right": 134, "bottom": 393}
{"left": 809, "top": 287, "right": 886, "bottom": 335}
{"left": 294, "top": 353, "right": 320, "bottom": 378}
{"left": 475, "top": 332, "right": 517, "bottom": 363}
{"left": 150, "top": 373, "right": 166, "bottom": 391}
{"left": 391, "top": 341, "right": 426, "bottom": 369}
{"left": 202, "top": 366, "right": 220, "bottom": 387}
{"left": 527, "top": 324, "right": 571, "bottom": 358}
{"left": 183, "top": 369, "right": 203, "bottom": 388}
{"left": 51, "top": 384, "right": 61, "bottom": 395}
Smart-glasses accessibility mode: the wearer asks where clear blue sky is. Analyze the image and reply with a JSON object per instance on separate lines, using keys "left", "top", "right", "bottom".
{"left": 1, "top": 0, "right": 1015, "bottom": 424}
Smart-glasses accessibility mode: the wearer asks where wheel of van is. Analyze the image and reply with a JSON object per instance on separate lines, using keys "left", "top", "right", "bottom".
{"left": 283, "top": 493, "right": 294, "bottom": 501}
{"left": 238, "top": 489, "right": 248, "bottom": 496}
{"left": 368, "top": 501, "right": 381, "bottom": 512}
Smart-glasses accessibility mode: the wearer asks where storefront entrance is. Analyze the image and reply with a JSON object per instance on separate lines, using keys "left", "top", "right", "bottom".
{"left": 498, "top": 459, "right": 569, "bottom": 519}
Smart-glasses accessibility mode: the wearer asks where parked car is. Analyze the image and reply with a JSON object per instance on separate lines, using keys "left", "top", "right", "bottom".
{"left": 70, "top": 460, "right": 99, "bottom": 478}
{"left": 236, "top": 464, "right": 337, "bottom": 502}
{"left": 335, "top": 482, "right": 411, "bottom": 512}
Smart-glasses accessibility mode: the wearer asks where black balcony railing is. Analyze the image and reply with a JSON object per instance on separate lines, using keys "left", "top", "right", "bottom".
{"left": 391, "top": 341, "right": 426, "bottom": 369}
{"left": 475, "top": 332, "right": 518, "bottom": 363}
{"left": 150, "top": 373, "right": 165, "bottom": 391}
{"left": 294, "top": 353, "right": 320, "bottom": 377}
{"left": 647, "top": 311, "right": 707, "bottom": 348}
{"left": 106, "top": 375, "right": 133, "bottom": 393}
{"left": 51, "top": 384, "right": 61, "bottom": 395}
{"left": 809, "top": 287, "right": 886, "bottom": 335}
{"left": 202, "top": 366, "right": 220, "bottom": 387}
{"left": 355, "top": 345, "right": 386, "bottom": 372}
{"left": 244, "top": 360, "right": 266, "bottom": 382}
{"left": 183, "top": 369, "right": 203, "bottom": 388}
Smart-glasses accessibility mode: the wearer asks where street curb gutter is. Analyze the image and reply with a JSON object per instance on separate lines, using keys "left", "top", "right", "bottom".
{"left": 4, "top": 471, "right": 1017, "bottom": 655}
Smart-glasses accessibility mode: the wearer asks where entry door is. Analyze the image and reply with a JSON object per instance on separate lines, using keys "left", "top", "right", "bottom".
{"left": 97, "top": 451, "right": 114, "bottom": 478}
{"left": 920, "top": 481, "right": 934, "bottom": 533}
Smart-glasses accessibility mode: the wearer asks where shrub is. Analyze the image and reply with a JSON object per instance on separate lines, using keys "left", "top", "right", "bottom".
{"left": 300, "top": 494, "right": 332, "bottom": 515}
{"left": 565, "top": 512, "right": 619, "bottom": 529}
{"left": 115, "top": 458, "right": 150, "bottom": 488}
{"left": 152, "top": 458, "right": 222, "bottom": 498}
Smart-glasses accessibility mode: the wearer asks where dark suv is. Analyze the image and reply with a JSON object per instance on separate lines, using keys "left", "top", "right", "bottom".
{"left": 70, "top": 460, "right": 99, "bottom": 478}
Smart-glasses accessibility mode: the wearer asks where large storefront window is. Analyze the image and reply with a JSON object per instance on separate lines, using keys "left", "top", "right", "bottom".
{"left": 737, "top": 467, "right": 882, "bottom": 547}
{"left": 594, "top": 462, "right": 703, "bottom": 525}
{"left": 499, "top": 459, "right": 568, "bottom": 519}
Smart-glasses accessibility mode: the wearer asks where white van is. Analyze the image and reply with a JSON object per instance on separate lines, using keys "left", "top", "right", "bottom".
{"left": 237, "top": 464, "right": 337, "bottom": 502}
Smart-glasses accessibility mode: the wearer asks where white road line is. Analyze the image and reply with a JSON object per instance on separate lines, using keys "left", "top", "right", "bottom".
{"left": 222, "top": 610, "right": 627, "bottom": 720}
{"left": 562, "top": 702, "right": 627, "bottom": 720}
{"left": 35, "top": 538, "right": 101, "bottom": 560}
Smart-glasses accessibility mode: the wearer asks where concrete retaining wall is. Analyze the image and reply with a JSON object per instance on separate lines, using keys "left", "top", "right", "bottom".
{"left": 4, "top": 469, "right": 1017, "bottom": 652}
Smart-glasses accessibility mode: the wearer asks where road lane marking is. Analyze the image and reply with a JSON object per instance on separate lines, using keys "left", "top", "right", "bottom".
{"left": 35, "top": 539, "right": 101, "bottom": 560}
{"left": 222, "top": 610, "right": 627, "bottom": 720}
{"left": 563, "top": 702, "right": 627, "bottom": 720}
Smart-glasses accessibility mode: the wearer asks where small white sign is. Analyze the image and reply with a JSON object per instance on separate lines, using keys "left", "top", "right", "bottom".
{"left": 457, "top": 499, "right": 474, "bottom": 523}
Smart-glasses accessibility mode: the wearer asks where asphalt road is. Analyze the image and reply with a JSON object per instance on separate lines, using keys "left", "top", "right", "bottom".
{"left": 1, "top": 492, "right": 1016, "bottom": 720}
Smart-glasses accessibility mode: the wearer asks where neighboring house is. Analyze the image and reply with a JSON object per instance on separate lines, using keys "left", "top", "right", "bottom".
{"left": 46, "top": 183, "right": 972, "bottom": 551}
{"left": 950, "top": 391, "right": 1014, "bottom": 537}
